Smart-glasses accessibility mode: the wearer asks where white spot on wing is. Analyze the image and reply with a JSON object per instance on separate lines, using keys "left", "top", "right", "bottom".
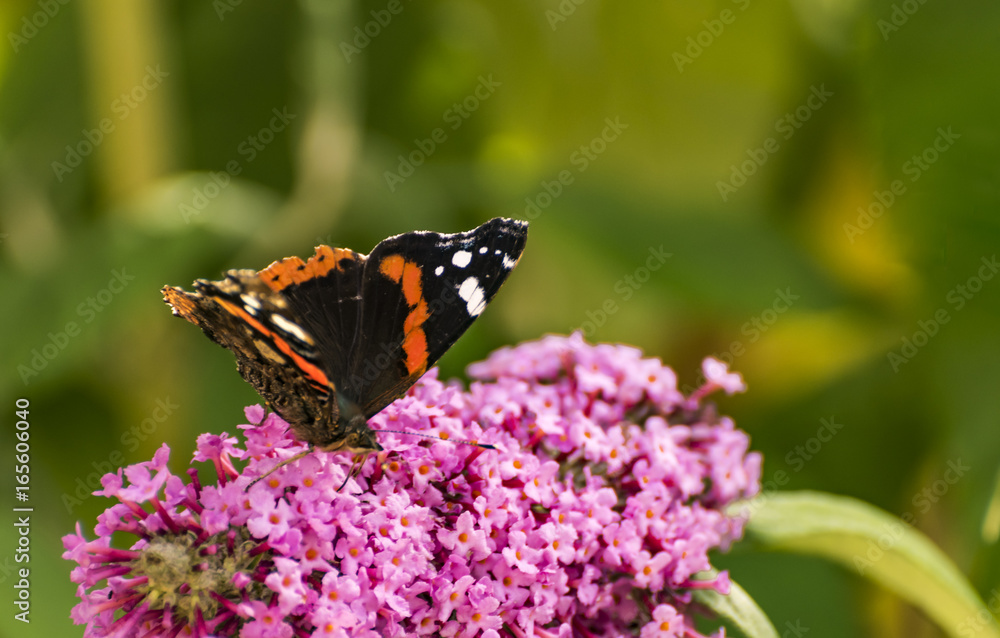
{"left": 271, "top": 313, "right": 313, "bottom": 345}
{"left": 435, "top": 265, "right": 444, "bottom": 276}
{"left": 502, "top": 254, "right": 518, "bottom": 269}
{"left": 458, "top": 277, "right": 486, "bottom": 316}
{"left": 452, "top": 250, "right": 472, "bottom": 268}
{"left": 241, "top": 294, "right": 262, "bottom": 314}
{"left": 479, "top": 246, "right": 488, "bottom": 254}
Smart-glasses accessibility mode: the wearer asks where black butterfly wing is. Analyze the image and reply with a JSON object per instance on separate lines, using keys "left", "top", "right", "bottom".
{"left": 257, "top": 245, "right": 366, "bottom": 394}
{"left": 349, "top": 217, "right": 528, "bottom": 417}
{"left": 161, "top": 271, "right": 339, "bottom": 447}
{"left": 163, "top": 219, "right": 526, "bottom": 451}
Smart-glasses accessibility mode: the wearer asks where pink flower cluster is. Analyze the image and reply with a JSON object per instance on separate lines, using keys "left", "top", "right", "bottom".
{"left": 64, "top": 333, "right": 761, "bottom": 637}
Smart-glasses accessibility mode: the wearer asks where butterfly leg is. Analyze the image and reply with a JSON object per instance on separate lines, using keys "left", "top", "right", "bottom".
{"left": 246, "top": 447, "right": 313, "bottom": 490}
{"left": 337, "top": 452, "right": 370, "bottom": 492}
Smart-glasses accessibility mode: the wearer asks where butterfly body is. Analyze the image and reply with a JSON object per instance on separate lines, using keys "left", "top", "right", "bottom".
{"left": 162, "top": 217, "right": 527, "bottom": 455}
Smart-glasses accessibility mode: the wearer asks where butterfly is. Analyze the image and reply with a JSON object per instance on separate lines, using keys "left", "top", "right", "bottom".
{"left": 162, "top": 217, "right": 527, "bottom": 482}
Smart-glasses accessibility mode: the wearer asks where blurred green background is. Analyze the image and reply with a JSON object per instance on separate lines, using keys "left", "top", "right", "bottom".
{"left": 1, "top": 1, "right": 999, "bottom": 636}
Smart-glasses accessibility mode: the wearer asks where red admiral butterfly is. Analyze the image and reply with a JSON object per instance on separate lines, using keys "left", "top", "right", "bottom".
{"left": 162, "top": 217, "right": 527, "bottom": 473}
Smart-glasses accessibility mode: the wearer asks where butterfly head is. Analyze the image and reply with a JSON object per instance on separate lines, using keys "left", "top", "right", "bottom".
{"left": 318, "top": 413, "right": 382, "bottom": 454}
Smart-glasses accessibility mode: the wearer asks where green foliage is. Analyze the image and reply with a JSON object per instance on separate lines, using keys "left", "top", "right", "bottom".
{"left": 1, "top": 0, "right": 999, "bottom": 636}
{"left": 744, "top": 491, "right": 1000, "bottom": 638}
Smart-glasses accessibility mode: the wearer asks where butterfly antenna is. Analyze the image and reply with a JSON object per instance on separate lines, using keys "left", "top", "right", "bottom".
{"left": 376, "top": 429, "right": 496, "bottom": 450}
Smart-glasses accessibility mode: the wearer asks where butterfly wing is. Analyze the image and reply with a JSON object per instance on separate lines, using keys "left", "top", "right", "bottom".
{"left": 256, "top": 246, "right": 366, "bottom": 395}
{"left": 350, "top": 217, "right": 528, "bottom": 417}
{"left": 162, "top": 218, "right": 527, "bottom": 451}
{"left": 252, "top": 245, "right": 388, "bottom": 451}
{"left": 162, "top": 271, "right": 342, "bottom": 447}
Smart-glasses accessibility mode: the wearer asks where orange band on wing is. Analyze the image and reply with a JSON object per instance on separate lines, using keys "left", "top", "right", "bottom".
{"left": 214, "top": 298, "right": 331, "bottom": 388}
{"left": 402, "top": 328, "right": 428, "bottom": 374}
{"left": 403, "top": 299, "right": 429, "bottom": 334}
{"left": 379, "top": 255, "right": 422, "bottom": 305}
{"left": 400, "top": 261, "right": 422, "bottom": 306}
{"left": 260, "top": 246, "right": 357, "bottom": 292}
{"left": 379, "top": 253, "right": 430, "bottom": 374}
{"left": 379, "top": 254, "right": 405, "bottom": 283}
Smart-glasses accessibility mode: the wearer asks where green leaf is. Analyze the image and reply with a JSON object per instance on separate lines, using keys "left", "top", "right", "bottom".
{"left": 740, "top": 491, "right": 999, "bottom": 638}
{"left": 692, "top": 575, "right": 779, "bottom": 638}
